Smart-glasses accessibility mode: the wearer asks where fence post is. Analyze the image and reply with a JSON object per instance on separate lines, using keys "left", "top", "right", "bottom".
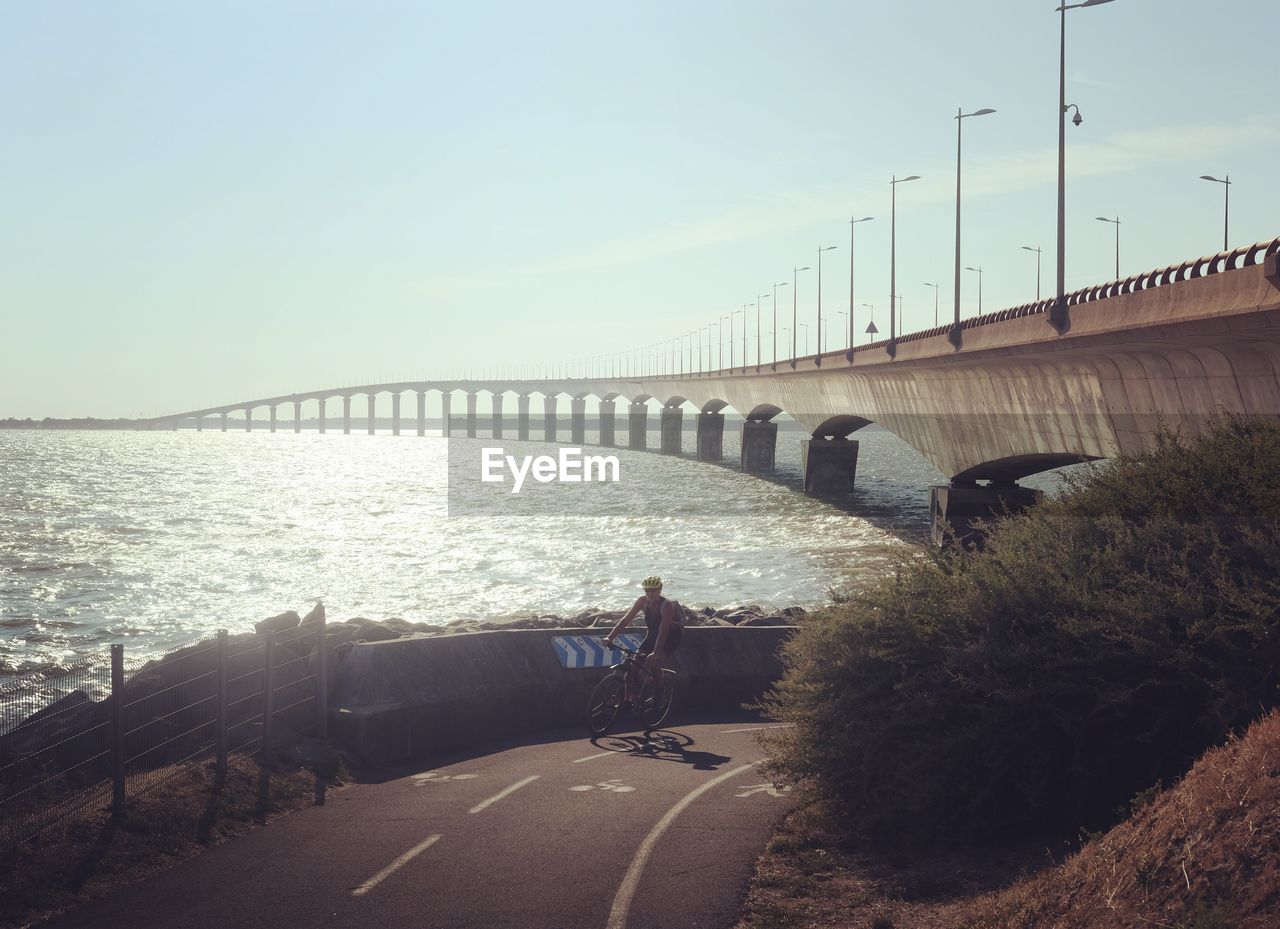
{"left": 316, "top": 614, "right": 328, "bottom": 741}
{"left": 216, "top": 630, "right": 227, "bottom": 775}
{"left": 262, "top": 632, "right": 275, "bottom": 761}
{"left": 110, "top": 644, "right": 125, "bottom": 818}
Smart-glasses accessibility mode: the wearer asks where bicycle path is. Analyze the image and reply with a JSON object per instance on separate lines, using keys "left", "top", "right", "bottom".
{"left": 43, "top": 713, "right": 795, "bottom": 929}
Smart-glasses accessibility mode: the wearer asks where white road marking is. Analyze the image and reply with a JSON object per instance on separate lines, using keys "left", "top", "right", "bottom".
{"left": 606, "top": 763, "right": 757, "bottom": 929}
{"left": 350, "top": 834, "right": 442, "bottom": 896}
{"left": 569, "top": 779, "right": 635, "bottom": 793}
{"left": 735, "top": 783, "right": 792, "bottom": 798}
{"left": 573, "top": 750, "right": 617, "bottom": 763}
{"left": 721, "top": 724, "right": 795, "bottom": 733}
{"left": 468, "top": 775, "right": 539, "bottom": 814}
{"left": 413, "top": 772, "right": 479, "bottom": 784}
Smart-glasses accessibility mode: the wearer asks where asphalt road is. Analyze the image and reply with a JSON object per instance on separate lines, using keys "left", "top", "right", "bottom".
{"left": 44, "top": 713, "right": 795, "bottom": 929}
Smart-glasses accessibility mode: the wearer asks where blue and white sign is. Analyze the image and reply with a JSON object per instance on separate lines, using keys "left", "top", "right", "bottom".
{"left": 551, "top": 633, "right": 644, "bottom": 669}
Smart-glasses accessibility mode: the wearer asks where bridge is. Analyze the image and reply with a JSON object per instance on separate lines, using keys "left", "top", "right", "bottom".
{"left": 154, "top": 239, "right": 1280, "bottom": 541}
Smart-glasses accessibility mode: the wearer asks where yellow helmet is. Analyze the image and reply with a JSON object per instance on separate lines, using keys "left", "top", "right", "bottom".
{"left": 641, "top": 575, "right": 663, "bottom": 590}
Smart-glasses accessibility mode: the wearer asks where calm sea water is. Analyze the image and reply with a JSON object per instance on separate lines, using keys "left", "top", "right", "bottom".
{"left": 0, "top": 425, "right": 1070, "bottom": 680}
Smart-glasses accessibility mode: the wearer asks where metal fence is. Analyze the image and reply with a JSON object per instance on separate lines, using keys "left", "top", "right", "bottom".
{"left": 0, "top": 619, "right": 329, "bottom": 849}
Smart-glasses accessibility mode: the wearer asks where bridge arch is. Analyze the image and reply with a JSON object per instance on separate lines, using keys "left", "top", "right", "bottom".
{"left": 811, "top": 414, "right": 874, "bottom": 439}
{"left": 744, "top": 403, "right": 784, "bottom": 422}
{"left": 952, "top": 452, "right": 1100, "bottom": 484}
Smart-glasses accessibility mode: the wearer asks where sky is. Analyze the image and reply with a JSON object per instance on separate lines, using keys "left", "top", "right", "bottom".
{"left": 3, "top": 0, "right": 1278, "bottom": 419}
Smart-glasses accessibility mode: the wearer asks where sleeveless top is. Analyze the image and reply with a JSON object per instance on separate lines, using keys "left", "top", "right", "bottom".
{"left": 642, "top": 595, "right": 682, "bottom": 637}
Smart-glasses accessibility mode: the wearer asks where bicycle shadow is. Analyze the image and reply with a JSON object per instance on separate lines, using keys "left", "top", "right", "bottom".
{"left": 591, "top": 729, "right": 733, "bottom": 771}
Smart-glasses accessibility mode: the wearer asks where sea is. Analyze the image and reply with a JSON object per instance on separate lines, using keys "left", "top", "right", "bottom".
{"left": 0, "top": 424, "right": 1074, "bottom": 682}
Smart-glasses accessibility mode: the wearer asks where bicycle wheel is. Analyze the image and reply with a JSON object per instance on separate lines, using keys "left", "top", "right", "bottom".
{"left": 639, "top": 671, "right": 675, "bottom": 729}
{"left": 587, "top": 674, "right": 625, "bottom": 736}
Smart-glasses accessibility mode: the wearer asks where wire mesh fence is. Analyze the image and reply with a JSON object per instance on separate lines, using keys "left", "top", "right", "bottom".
{"left": 0, "top": 620, "right": 329, "bottom": 849}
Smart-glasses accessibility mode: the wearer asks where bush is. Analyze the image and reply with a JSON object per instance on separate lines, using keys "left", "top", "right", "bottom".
{"left": 760, "top": 415, "right": 1280, "bottom": 842}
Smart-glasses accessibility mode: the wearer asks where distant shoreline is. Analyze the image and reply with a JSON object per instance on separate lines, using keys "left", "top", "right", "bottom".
{"left": 1, "top": 415, "right": 817, "bottom": 432}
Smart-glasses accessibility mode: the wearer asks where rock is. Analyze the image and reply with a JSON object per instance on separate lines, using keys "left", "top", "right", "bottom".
{"left": 781, "top": 606, "right": 808, "bottom": 618}
{"left": 353, "top": 623, "right": 400, "bottom": 643}
{"left": 739, "top": 615, "right": 790, "bottom": 627}
{"left": 708, "top": 618, "right": 737, "bottom": 627}
{"left": 382, "top": 618, "right": 415, "bottom": 632}
{"left": 301, "top": 602, "right": 326, "bottom": 626}
{"left": 699, "top": 606, "right": 716, "bottom": 617}
{"left": 256, "top": 610, "right": 301, "bottom": 635}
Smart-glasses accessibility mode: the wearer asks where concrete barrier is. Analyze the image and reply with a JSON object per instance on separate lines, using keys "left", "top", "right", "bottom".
{"left": 328, "top": 626, "right": 795, "bottom": 765}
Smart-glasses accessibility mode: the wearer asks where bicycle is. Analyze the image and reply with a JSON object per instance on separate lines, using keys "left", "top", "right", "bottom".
{"left": 586, "top": 644, "right": 677, "bottom": 736}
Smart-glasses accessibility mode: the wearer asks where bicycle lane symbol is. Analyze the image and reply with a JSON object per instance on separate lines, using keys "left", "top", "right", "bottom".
{"left": 569, "top": 778, "right": 636, "bottom": 793}
{"left": 734, "top": 783, "right": 792, "bottom": 798}
{"left": 413, "top": 772, "right": 480, "bottom": 786}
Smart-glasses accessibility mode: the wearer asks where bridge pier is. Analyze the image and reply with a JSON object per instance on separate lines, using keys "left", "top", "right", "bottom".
{"left": 660, "top": 406, "right": 683, "bottom": 455}
{"left": 740, "top": 420, "right": 776, "bottom": 473}
{"left": 269, "top": 406, "right": 277, "bottom": 433}
{"left": 599, "top": 400, "right": 616, "bottom": 447}
{"left": 392, "top": 393, "right": 401, "bottom": 436}
{"left": 930, "top": 482, "right": 1041, "bottom": 547}
{"left": 221, "top": 412, "right": 227, "bottom": 432}
{"left": 341, "top": 396, "right": 350, "bottom": 434}
{"left": 628, "top": 402, "right": 648, "bottom": 450}
{"left": 696, "top": 411, "right": 724, "bottom": 461}
{"left": 417, "top": 391, "right": 426, "bottom": 437}
{"left": 570, "top": 398, "right": 586, "bottom": 444}
{"left": 244, "top": 409, "right": 252, "bottom": 432}
{"left": 318, "top": 398, "right": 326, "bottom": 434}
{"left": 466, "top": 393, "right": 477, "bottom": 438}
{"left": 196, "top": 416, "right": 203, "bottom": 432}
{"left": 441, "top": 393, "right": 452, "bottom": 437}
{"left": 367, "top": 394, "right": 376, "bottom": 435}
{"left": 543, "top": 397, "right": 558, "bottom": 441}
{"left": 517, "top": 395, "right": 530, "bottom": 440}
{"left": 294, "top": 400, "right": 301, "bottom": 434}
{"left": 801, "top": 437, "right": 858, "bottom": 494}
{"left": 492, "top": 393, "right": 504, "bottom": 438}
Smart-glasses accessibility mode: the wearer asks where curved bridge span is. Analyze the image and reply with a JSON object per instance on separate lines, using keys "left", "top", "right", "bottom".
{"left": 156, "top": 241, "right": 1280, "bottom": 540}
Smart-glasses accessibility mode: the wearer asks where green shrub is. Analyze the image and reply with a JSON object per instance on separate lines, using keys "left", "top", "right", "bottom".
{"left": 760, "top": 415, "right": 1280, "bottom": 842}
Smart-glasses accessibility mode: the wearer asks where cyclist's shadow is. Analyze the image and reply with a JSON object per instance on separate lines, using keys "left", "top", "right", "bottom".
{"left": 591, "top": 729, "right": 732, "bottom": 771}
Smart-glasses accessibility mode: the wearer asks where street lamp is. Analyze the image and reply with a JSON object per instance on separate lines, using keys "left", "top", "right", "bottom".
{"left": 890, "top": 173, "right": 921, "bottom": 356}
{"left": 718, "top": 316, "right": 728, "bottom": 371}
{"left": 771, "top": 281, "right": 788, "bottom": 369}
{"left": 848, "top": 216, "right": 874, "bottom": 359}
{"left": 924, "top": 282, "right": 939, "bottom": 327}
{"left": 816, "top": 245, "right": 838, "bottom": 361}
{"left": 1021, "top": 245, "right": 1043, "bottom": 300}
{"left": 837, "top": 310, "right": 849, "bottom": 348}
{"left": 952, "top": 106, "right": 996, "bottom": 348}
{"left": 1200, "top": 174, "right": 1231, "bottom": 251}
{"left": 791, "top": 265, "right": 811, "bottom": 367}
{"left": 965, "top": 266, "right": 984, "bottom": 315}
{"left": 1095, "top": 215, "right": 1121, "bottom": 278}
{"left": 733, "top": 308, "right": 745, "bottom": 371}
{"left": 756, "top": 294, "right": 769, "bottom": 369}
{"left": 798, "top": 322, "right": 810, "bottom": 355}
{"left": 1053, "top": 0, "right": 1116, "bottom": 332}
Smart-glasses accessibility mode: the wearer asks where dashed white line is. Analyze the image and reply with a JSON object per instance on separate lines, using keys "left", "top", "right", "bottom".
{"left": 468, "top": 775, "right": 539, "bottom": 813}
{"left": 351, "top": 834, "right": 442, "bottom": 896}
{"left": 573, "top": 750, "right": 618, "bottom": 763}
{"left": 605, "top": 763, "right": 757, "bottom": 929}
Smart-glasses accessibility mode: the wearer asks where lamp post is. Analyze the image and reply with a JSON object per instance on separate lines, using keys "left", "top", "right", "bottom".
{"left": 718, "top": 316, "right": 727, "bottom": 371}
{"left": 1200, "top": 174, "right": 1231, "bottom": 251}
{"left": 1095, "top": 215, "right": 1120, "bottom": 278}
{"left": 755, "top": 293, "right": 768, "bottom": 369}
{"left": 837, "top": 310, "right": 849, "bottom": 348}
{"left": 771, "top": 281, "right": 788, "bottom": 369}
{"left": 791, "top": 265, "right": 811, "bottom": 367}
{"left": 816, "top": 245, "right": 838, "bottom": 361}
{"left": 965, "top": 266, "right": 984, "bottom": 315}
{"left": 924, "top": 282, "right": 939, "bottom": 327}
{"left": 1053, "top": 0, "right": 1116, "bottom": 332}
{"left": 799, "top": 322, "right": 810, "bottom": 356}
{"left": 732, "top": 309, "right": 744, "bottom": 371}
{"left": 1021, "top": 245, "right": 1043, "bottom": 300}
{"left": 952, "top": 107, "right": 996, "bottom": 348}
{"left": 848, "top": 216, "right": 874, "bottom": 359}
{"left": 890, "top": 173, "right": 921, "bottom": 356}
{"left": 863, "top": 304, "right": 877, "bottom": 340}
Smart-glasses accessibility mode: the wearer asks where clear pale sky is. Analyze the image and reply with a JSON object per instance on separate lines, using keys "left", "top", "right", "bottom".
{"left": 3, "top": 1, "right": 1277, "bottom": 419}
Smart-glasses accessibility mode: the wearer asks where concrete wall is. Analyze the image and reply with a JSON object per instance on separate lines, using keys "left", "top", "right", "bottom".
{"left": 328, "top": 626, "right": 793, "bottom": 765}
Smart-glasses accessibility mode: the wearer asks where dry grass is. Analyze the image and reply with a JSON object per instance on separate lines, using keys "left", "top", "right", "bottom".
{"left": 737, "top": 711, "right": 1280, "bottom": 929}
{"left": 0, "top": 754, "right": 346, "bottom": 929}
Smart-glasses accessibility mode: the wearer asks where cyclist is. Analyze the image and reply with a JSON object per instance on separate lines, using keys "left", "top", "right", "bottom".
{"left": 603, "top": 575, "right": 682, "bottom": 707}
